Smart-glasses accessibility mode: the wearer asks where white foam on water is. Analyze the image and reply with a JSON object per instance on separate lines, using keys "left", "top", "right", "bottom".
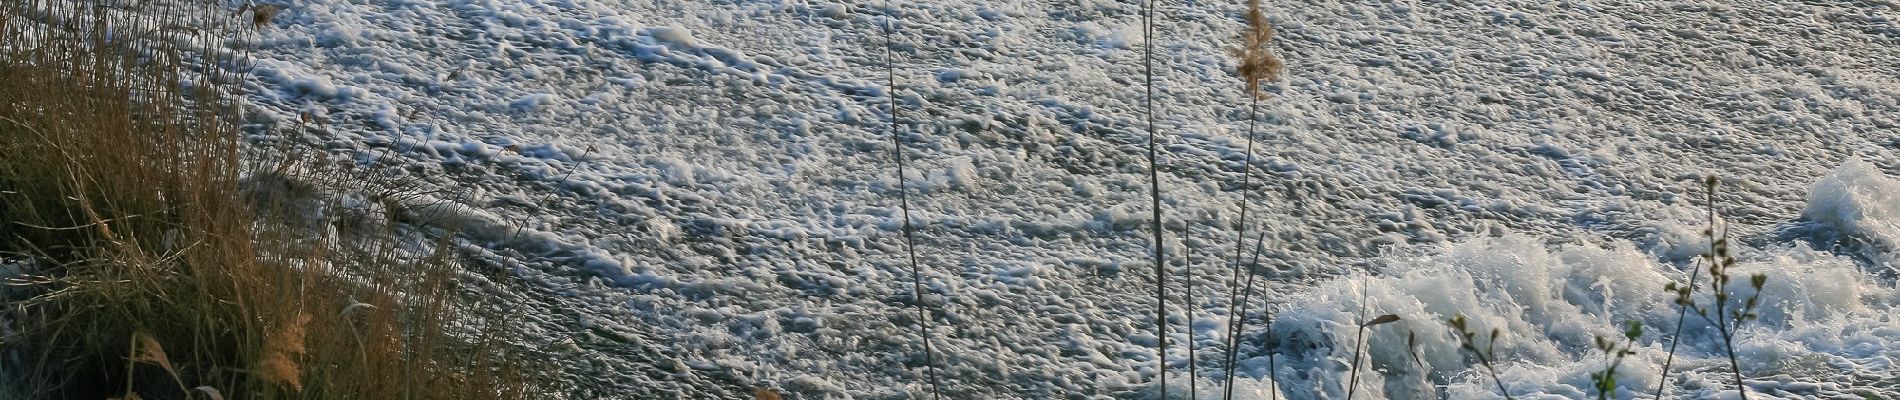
{"left": 1244, "top": 161, "right": 1900, "bottom": 399}
{"left": 224, "top": 0, "right": 1900, "bottom": 396}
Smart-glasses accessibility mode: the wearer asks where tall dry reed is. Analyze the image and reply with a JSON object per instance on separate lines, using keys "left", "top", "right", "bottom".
{"left": 0, "top": 1, "right": 539, "bottom": 398}
{"left": 1220, "top": 1, "right": 1284, "bottom": 399}
{"left": 877, "top": 6, "right": 943, "bottom": 399}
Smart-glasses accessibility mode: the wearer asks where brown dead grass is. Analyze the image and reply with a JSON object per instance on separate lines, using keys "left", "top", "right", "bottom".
{"left": 0, "top": 1, "right": 540, "bottom": 399}
{"left": 1230, "top": 0, "right": 1285, "bottom": 99}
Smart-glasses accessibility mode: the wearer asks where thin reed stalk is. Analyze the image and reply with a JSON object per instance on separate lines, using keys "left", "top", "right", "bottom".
{"left": 1187, "top": 250, "right": 1197, "bottom": 400}
{"left": 507, "top": 144, "right": 597, "bottom": 241}
{"left": 1665, "top": 177, "right": 1767, "bottom": 400}
{"left": 1219, "top": 90, "right": 1261, "bottom": 399}
{"left": 1221, "top": 2, "right": 1283, "bottom": 397}
{"left": 1346, "top": 276, "right": 1368, "bottom": 399}
{"left": 1222, "top": 229, "right": 1269, "bottom": 400}
{"left": 1266, "top": 310, "right": 1276, "bottom": 400}
{"left": 880, "top": 10, "right": 943, "bottom": 400}
{"left": 1652, "top": 257, "right": 1701, "bottom": 399}
{"left": 1140, "top": 0, "right": 1168, "bottom": 396}
{"left": 1449, "top": 314, "right": 1514, "bottom": 400}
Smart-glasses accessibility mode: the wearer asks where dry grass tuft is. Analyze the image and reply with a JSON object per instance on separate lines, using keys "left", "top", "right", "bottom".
{"left": 257, "top": 313, "right": 310, "bottom": 391}
{"left": 1229, "top": 0, "right": 1285, "bottom": 99}
{"left": 238, "top": 4, "right": 282, "bottom": 28}
{"left": 0, "top": 1, "right": 541, "bottom": 399}
{"left": 754, "top": 387, "right": 783, "bottom": 400}
{"left": 130, "top": 333, "right": 180, "bottom": 379}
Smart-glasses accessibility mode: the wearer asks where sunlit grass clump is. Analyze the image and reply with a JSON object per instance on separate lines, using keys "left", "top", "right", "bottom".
{"left": 0, "top": 1, "right": 538, "bottom": 398}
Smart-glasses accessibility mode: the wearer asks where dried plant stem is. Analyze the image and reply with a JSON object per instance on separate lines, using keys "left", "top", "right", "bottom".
{"left": 1220, "top": 93, "right": 1262, "bottom": 396}
{"left": 1667, "top": 177, "right": 1766, "bottom": 400}
{"left": 507, "top": 145, "right": 596, "bottom": 242}
{"left": 1691, "top": 261, "right": 1750, "bottom": 399}
{"left": 1477, "top": 350, "right": 1510, "bottom": 398}
{"left": 1220, "top": 0, "right": 1283, "bottom": 395}
{"left": 1704, "top": 180, "right": 1747, "bottom": 400}
{"left": 1652, "top": 257, "right": 1701, "bottom": 399}
{"left": 1346, "top": 276, "right": 1369, "bottom": 399}
{"left": 1223, "top": 229, "right": 1270, "bottom": 400}
{"left": 1187, "top": 251, "right": 1197, "bottom": 400}
{"left": 1450, "top": 315, "right": 1514, "bottom": 400}
{"left": 881, "top": 12, "right": 942, "bottom": 400}
{"left": 1267, "top": 314, "right": 1277, "bottom": 400}
{"left": 1141, "top": 0, "right": 1168, "bottom": 396}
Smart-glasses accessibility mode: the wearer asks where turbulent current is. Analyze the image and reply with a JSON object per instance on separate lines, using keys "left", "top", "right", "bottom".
{"left": 236, "top": 0, "right": 1899, "bottom": 398}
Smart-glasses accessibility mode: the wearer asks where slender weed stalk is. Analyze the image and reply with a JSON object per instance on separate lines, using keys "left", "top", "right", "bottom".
{"left": 1221, "top": 1, "right": 1284, "bottom": 398}
{"left": 506, "top": 144, "right": 596, "bottom": 242}
{"left": 1651, "top": 257, "right": 1701, "bottom": 399}
{"left": 1265, "top": 309, "right": 1277, "bottom": 400}
{"left": 1405, "top": 330, "right": 1424, "bottom": 371}
{"left": 1345, "top": 276, "right": 1368, "bottom": 398}
{"left": 1653, "top": 177, "right": 1725, "bottom": 399}
{"left": 1346, "top": 312, "right": 1401, "bottom": 399}
{"left": 1187, "top": 250, "right": 1197, "bottom": 400}
{"left": 1140, "top": 0, "right": 1168, "bottom": 396}
{"left": 530, "top": 144, "right": 597, "bottom": 208}
{"left": 1590, "top": 321, "right": 1643, "bottom": 400}
{"left": 1663, "top": 176, "right": 1768, "bottom": 400}
{"left": 880, "top": 10, "right": 943, "bottom": 399}
{"left": 1223, "top": 230, "right": 1269, "bottom": 400}
{"left": 1448, "top": 314, "right": 1514, "bottom": 400}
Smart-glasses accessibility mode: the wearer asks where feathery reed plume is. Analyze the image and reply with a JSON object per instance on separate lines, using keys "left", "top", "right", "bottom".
{"left": 258, "top": 313, "right": 312, "bottom": 391}
{"left": 1220, "top": 2, "right": 1284, "bottom": 397}
{"left": 754, "top": 387, "right": 783, "bottom": 400}
{"left": 236, "top": 3, "right": 281, "bottom": 28}
{"left": 881, "top": 9, "right": 943, "bottom": 399}
{"left": 1229, "top": 0, "right": 1286, "bottom": 100}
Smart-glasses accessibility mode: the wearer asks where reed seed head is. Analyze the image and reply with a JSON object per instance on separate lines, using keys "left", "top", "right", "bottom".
{"left": 1229, "top": 0, "right": 1285, "bottom": 99}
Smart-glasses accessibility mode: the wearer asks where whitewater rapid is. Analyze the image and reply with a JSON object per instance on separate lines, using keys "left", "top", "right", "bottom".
{"left": 1231, "top": 162, "right": 1899, "bottom": 399}
{"left": 230, "top": 0, "right": 1900, "bottom": 398}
